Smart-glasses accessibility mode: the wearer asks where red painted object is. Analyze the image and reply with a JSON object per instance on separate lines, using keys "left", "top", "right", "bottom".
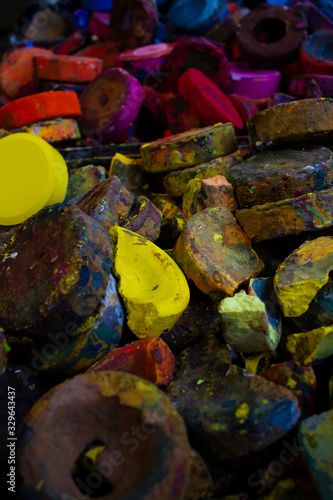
{"left": 75, "top": 40, "right": 120, "bottom": 69}
{"left": 227, "top": 94, "right": 259, "bottom": 124}
{"left": 300, "top": 30, "right": 333, "bottom": 75}
{"left": 33, "top": 53, "right": 104, "bottom": 83}
{"left": 165, "top": 92, "right": 200, "bottom": 134}
{"left": 52, "top": 30, "right": 88, "bottom": 55}
{"left": 178, "top": 68, "right": 243, "bottom": 130}
{"left": 0, "top": 91, "right": 82, "bottom": 130}
{"left": 87, "top": 11, "right": 112, "bottom": 40}
{"left": 160, "top": 37, "right": 230, "bottom": 92}
{"left": 89, "top": 337, "right": 175, "bottom": 385}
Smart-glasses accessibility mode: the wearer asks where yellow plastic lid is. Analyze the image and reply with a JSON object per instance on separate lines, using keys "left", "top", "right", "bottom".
{"left": 0, "top": 133, "right": 68, "bottom": 226}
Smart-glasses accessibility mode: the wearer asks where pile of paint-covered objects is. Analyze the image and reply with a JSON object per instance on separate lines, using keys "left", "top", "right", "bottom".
{"left": 1, "top": 0, "right": 333, "bottom": 498}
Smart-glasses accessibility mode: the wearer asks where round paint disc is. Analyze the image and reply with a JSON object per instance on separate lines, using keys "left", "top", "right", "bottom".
{"left": 226, "top": 62, "right": 281, "bottom": 99}
{"left": 79, "top": 68, "right": 143, "bottom": 143}
{"left": 0, "top": 133, "right": 68, "bottom": 225}
{"left": 0, "top": 91, "right": 82, "bottom": 131}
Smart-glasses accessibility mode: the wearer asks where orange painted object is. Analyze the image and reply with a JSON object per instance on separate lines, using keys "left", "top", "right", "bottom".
{"left": 89, "top": 337, "right": 175, "bottom": 385}
{"left": 75, "top": 41, "right": 120, "bottom": 69}
{"left": 0, "top": 91, "right": 82, "bottom": 131}
{"left": 33, "top": 54, "right": 104, "bottom": 83}
{"left": 0, "top": 47, "right": 52, "bottom": 99}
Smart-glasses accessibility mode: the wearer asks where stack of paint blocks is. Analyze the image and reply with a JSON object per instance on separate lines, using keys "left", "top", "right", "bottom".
{"left": 1, "top": 0, "right": 333, "bottom": 498}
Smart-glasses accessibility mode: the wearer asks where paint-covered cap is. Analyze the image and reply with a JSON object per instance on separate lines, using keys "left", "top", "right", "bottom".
{"left": 0, "top": 133, "right": 68, "bottom": 226}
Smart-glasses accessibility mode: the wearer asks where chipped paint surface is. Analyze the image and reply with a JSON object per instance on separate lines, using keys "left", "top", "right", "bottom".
{"left": 173, "top": 207, "right": 264, "bottom": 298}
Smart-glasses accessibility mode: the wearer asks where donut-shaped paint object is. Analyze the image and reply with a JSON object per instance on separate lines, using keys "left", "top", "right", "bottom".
{"left": 236, "top": 5, "right": 307, "bottom": 69}
{"left": 18, "top": 371, "right": 191, "bottom": 500}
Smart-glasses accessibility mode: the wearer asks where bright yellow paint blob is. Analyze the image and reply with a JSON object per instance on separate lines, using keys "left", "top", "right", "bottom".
{"left": 109, "top": 226, "right": 190, "bottom": 338}
{"left": 0, "top": 133, "right": 68, "bottom": 225}
{"left": 235, "top": 402, "right": 250, "bottom": 424}
{"left": 85, "top": 445, "right": 106, "bottom": 463}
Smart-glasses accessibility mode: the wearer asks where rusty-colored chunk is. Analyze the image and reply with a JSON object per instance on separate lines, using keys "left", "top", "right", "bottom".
{"left": 140, "top": 123, "right": 237, "bottom": 174}
{"left": 227, "top": 146, "right": 333, "bottom": 208}
{"left": 236, "top": 187, "right": 333, "bottom": 242}
{"left": 247, "top": 98, "right": 333, "bottom": 148}
{"left": 89, "top": 337, "right": 174, "bottom": 386}
{"left": 182, "top": 175, "right": 238, "bottom": 219}
{"left": 173, "top": 207, "right": 264, "bottom": 298}
{"left": 77, "top": 175, "right": 134, "bottom": 231}
{"left": 163, "top": 147, "right": 251, "bottom": 197}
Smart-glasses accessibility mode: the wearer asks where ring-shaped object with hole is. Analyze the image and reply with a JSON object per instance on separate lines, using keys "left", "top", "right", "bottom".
{"left": 18, "top": 371, "right": 191, "bottom": 500}
{"left": 236, "top": 5, "right": 307, "bottom": 69}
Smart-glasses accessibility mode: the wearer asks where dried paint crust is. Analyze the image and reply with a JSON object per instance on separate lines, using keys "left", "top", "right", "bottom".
{"left": 140, "top": 123, "right": 237, "bottom": 174}
{"left": 227, "top": 146, "right": 333, "bottom": 208}
{"left": 167, "top": 336, "right": 300, "bottom": 462}
{"left": 31, "top": 272, "right": 124, "bottom": 376}
{"left": 173, "top": 207, "right": 264, "bottom": 298}
{"left": 247, "top": 98, "right": 333, "bottom": 148}
{"left": 0, "top": 203, "right": 113, "bottom": 338}
{"left": 274, "top": 236, "right": 333, "bottom": 318}
{"left": 163, "top": 147, "right": 251, "bottom": 197}
{"left": 18, "top": 371, "right": 191, "bottom": 500}
{"left": 15, "top": 118, "right": 81, "bottom": 144}
{"left": 77, "top": 175, "right": 135, "bottom": 231}
{"left": 236, "top": 186, "right": 333, "bottom": 242}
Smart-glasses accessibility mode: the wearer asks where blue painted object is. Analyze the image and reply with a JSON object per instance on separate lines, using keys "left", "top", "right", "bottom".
{"left": 266, "top": 0, "right": 293, "bottom": 5}
{"left": 73, "top": 8, "right": 90, "bottom": 29}
{"left": 81, "top": 0, "right": 113, "bottom": 11}
{"left": 155, "top": 21, "right": 173, "bottom": 42}
{"left": 166, "top": 0, "right": 229, "bottom": 36}
{"left": 310, "top": 1, "right": 333, "bottom": 22}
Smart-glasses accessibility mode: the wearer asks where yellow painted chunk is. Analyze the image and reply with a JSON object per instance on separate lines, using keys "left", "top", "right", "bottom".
{"left": 219, "top": 290, "right": 281, "bottom": 353}
{"left": 286, "top": 325, "right": 333, "bottom": 365}
{"left": 109, "top": 226, "right": 190, "bottom": 338}
{"left": 274, "top": 237, "right": 333, "bottom": 317}
{"left": 0, "top": 133, "right": 68, "bottom": 225}
{"left": 84, "top": 445, "right": 106, "bottom": 463}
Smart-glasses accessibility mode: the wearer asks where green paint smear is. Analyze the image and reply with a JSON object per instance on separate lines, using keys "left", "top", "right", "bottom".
{"left": 306, "top": 205, "right": 327, "bottom": 224}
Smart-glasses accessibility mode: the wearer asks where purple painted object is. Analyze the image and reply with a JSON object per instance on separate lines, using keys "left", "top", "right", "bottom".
{"left": 226, "top": 62, "right": 281, "bottom": 99}
{"left": 292, "top": 0, "right": 333, "bottom": 31}
{"left": 290, "top": 74, "right": 333, "bottom": 97}
{"left": 79, "top": 68, "right": 144, "bottom": 143}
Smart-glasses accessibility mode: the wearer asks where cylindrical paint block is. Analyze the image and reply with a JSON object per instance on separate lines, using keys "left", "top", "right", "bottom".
{"left": 226, "top": 62, "right": 281, "bottom": 99}
{"left": 0, "top": 133, "right": 68, "bottom": 226}
{"left": 79, "top": 68, "right": 143, "bottom": 143}
{"left": 0, "top": 91, "right": 82, "bottom": 131}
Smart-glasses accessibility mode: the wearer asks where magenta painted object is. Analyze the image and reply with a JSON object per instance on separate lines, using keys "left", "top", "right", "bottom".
{"left": 87, "top": 11, "right": 111, "bottom": 40}
{"left": 226, "top": 62, "right": 281, "bottom": 99}
{"left": 79, "top": 68, "right": 144, "bottom": 143}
